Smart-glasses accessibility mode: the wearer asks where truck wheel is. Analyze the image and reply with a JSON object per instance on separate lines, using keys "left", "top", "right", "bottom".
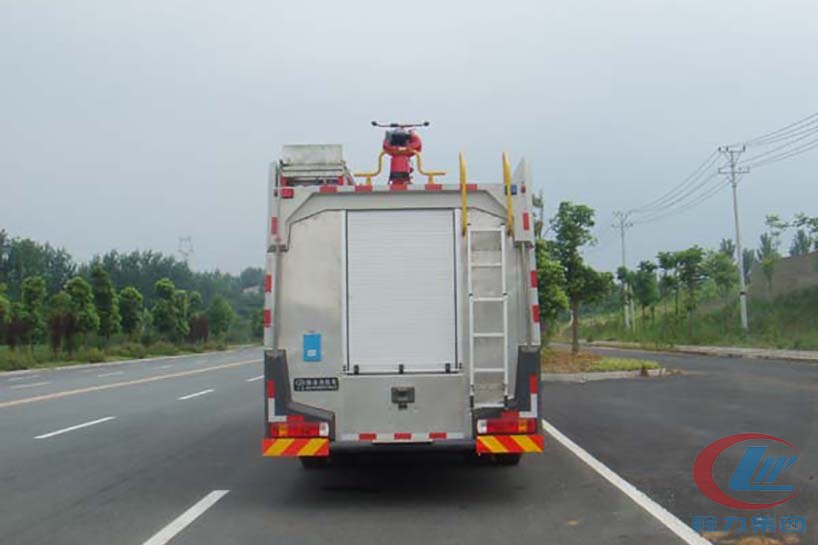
{"left": 299, "top": 457, "right": 331, "bottom": 470}
{"left": 493, "top": 454, "right": 522, "bottom": 466}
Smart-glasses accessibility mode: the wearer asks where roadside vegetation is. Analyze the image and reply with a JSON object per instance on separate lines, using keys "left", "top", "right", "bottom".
{"left": 541, "top": 348, "right": 659, "bottom": 374}
{"left": 0, "top": 230, "right": 264, "bottom": 371}
{"left": 574, "top": 212, "right": 818, "bottom": 351}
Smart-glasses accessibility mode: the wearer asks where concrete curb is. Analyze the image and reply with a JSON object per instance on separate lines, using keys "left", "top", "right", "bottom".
{"left": 583, "top": 340, "right": 818, "bottom": 363}
{"left": 541, "top": 368, "right": 666, "bottom": 383}
{"left": 0, "top": 347, "right": 247, "bottom": 376}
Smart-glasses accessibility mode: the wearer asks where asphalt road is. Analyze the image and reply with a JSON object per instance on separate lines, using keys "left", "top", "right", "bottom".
{"left": 0, "top": 346, "right": 813, "bottom": 545}
{"left": 542, "top": 345, "right": 817, "bottom": 544}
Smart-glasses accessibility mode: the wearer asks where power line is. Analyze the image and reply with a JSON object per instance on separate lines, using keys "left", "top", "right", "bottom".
{"left": 737, "top": 112, "right": 818, "bottom": 147}
{"left": 627, "top": 151, "right": 721, "bottom": 214}
{"left": 742, "top": 137, "right": 818, "bottom": 169}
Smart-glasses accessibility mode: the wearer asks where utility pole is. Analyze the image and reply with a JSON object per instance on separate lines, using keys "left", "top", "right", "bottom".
{"left": 718, "top": 146, "right": 750, "bottom": 335}
{"left": 613, "top": 211, "right": 634, "bottom": 331}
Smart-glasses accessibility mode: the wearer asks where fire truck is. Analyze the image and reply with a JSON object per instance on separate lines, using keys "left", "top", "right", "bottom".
{"left": 262, "top": 123, "right": 543, "bottom": 467}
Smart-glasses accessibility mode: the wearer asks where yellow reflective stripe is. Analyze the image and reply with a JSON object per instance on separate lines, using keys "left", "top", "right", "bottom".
{"left": 512, "top": 434, "right": 542, "bottom": 453}
{"left": 266, "top": 438, "right": 294, "bottom": 456}
{"left": 479, "top": 436, "right": 508, "bottom": 453}
{"left": 299, "top": 439, "right": 327, "bottom": 456}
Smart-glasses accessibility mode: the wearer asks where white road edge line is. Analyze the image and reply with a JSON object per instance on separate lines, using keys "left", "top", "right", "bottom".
{"left": 178, "top": 389, "right": 214, "bottom": 401}
{"left": 141, "top": 490, "right": 229, "bottom": 545}
{"left": 245, "top": 375, "right": 263, "bottom": 382}
{"left": 35, "top": 416, "right": 117, "bottom": 439}
{"left": 11, "top": 381, "right": 51, "bottom": 390}
{"left": 540, "top": 418, "right": 710, "bottom": 545}
{"left": 97, "top": 371, "right": 124, "bottom": 377}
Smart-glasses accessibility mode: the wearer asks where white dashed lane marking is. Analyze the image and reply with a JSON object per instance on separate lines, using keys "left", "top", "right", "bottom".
{"left": 35, "top": 417, "right": 117, "bottom": 439}
{"left": 141, "top": 490, "right": 229, "bottom": 545}
{"left": 178, "top": 389, "right": 214, "bottom": 401}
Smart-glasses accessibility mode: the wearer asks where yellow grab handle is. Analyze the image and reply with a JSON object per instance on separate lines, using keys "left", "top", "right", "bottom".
{"left": 502, "top": 152, "right": 514, "bottom": 236}
{"left": 353, "top": 151, "right": 386, "bottom": 185}
{"left": 459, "top": 152, "right": 468, "bottom": 235}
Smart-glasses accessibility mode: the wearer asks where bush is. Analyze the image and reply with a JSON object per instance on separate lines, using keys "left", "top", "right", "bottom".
{"left": 110, "top": 342, "right": 147, "bottom": 360}
{"left": 204, "top": 340, "right": 227, "bottom": 352}
{"left": 82, "top": 347, "right": 106, "bottom": 363}
{"left": 146, "top": 341, "right": 179, "bottom": 356}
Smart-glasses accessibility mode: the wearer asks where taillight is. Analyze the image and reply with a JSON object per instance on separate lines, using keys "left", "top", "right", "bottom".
{"left": 280, "top": 187, "right": 294, "bottom": 199}
{"left": 269, "top": 421, "right": 329, "bottom": 438}
{"left": 476, "top": 417, "right": 536, "bottom": 435}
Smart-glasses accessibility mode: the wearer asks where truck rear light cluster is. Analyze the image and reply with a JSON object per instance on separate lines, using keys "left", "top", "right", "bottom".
{"left": 269, "top": 420, "right": 329, "bottom": 438}
{"left": 280, "top": 187, "right": 294, "bottom": 198}
{"left": 476, "top": 417, "right": 536, "bottom": 435}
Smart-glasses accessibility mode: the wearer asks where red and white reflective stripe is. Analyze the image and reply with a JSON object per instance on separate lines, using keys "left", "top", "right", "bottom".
{"left": 340, "top": 432, "right": 466, "bottom": 442}
{"left": 520, "top": 374, "right": 539, "bottom": 418}
{"left": 263, "top": 252, "right": 275, "bottom": 347}
{"left": 527, "top": 245, "right": 541, "bottom": 346}
{"left": 314, "top": 184, "right": 482, "bottom": 193}
{"left": 266, "top": 379, "right": 286, "bottom": 423}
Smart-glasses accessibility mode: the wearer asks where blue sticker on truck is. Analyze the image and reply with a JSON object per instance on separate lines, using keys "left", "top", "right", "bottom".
{"left": 303, "top": 333, "right": 321, "bottom": 362}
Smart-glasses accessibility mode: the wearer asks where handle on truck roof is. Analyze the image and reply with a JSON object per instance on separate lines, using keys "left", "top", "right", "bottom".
{"left": 412, "top": 151, "right": 446, "bottom": 185}
{"left": 353, "top": 151, "right": 386, "bottom": 185}
{"left": 503, "top": 152, "right": 514, "bottom": 236}
{"left": 459, "top": 152, "right": 468, "bottom": 235}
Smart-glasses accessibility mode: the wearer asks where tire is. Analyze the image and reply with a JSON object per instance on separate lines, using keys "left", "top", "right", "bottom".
{"left": 492, "top": 453, "right": 522, "bottom": 466}
{"left": 299, "top": 456, "right": 331, "bottom": 470}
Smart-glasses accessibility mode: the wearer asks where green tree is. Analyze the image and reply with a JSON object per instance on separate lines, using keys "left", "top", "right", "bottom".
{"left": 152, "top": 278, "right": 183, "bottom": 341}
{"left": 793, "top": 213, "right": 818, "bottom": 251}
{"left": 535, "top": 239, "right": 568, "bottom": 337}
{"left": 119, "top": 286, "right": 144, "bottom": 339}
{"left": 90, "top": 265, "right": 121, "bottom": 343}
{"left": 0, "top": 284, "right": 11, "bottom": 342}
{"left": 65, "top": 276, "right": 99, "bottom": 348}
{"left": 789, "top": 229, "right": 812, "bottom": 256}
{"left": 173, "top": 289, "right": 191, "bottom": 340}
{"left": 549, "top": 202, "right": 612, "bottom": 353}
{"left": 718, "top": 238, "right": 736, "bottom": 259}
{"left": 676, "top": 246, "right": 706, "bottom": 336}
{"left": 186, "top": 290, "right": 208, "bottom": 342}
{"left": 657, "top": 251, "right": 680, "bottom": 316}
{"left": 633, "top": 261, "right": 660, "bottom": 322}
{"left": 21, "top": 275, "right": 47, "bottom": 345}
{"left": 704, "top": 251, "right": 738, "bottom": 301}
{"left": 742, "top": 248, "right": 756, "bottom": 286}
{"left": 757, "top": 233, "right": 780, "bottom": 295}
{"left": 46, "top": 291, "right": 75, "bottom": 355}
{"left": 208, "top": 296, "right": 235, "bottom": 338}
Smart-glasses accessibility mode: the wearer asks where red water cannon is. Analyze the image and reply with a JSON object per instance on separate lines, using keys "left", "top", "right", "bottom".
{"left": 355, "top": 121, "right": 445, "bottom": 185}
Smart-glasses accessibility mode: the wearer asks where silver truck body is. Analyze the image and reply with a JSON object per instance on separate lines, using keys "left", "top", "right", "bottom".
{"left": 262, "top": 145, "right": 542, "bottom": 459}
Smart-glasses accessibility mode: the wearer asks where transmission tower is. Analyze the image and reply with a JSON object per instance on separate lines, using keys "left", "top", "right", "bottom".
{"left": 178, "top": 236, "right": 194, "bottom": 265}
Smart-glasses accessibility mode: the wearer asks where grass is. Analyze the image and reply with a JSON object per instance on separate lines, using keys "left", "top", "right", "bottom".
{"left": 0, "top": 339, "right": 230, "bottom": 372}
{"left": 541, "top": 347, "right": 659, "bottom": 374}
{"left": 577, "top": 285, "right": 818, "bottom": 351}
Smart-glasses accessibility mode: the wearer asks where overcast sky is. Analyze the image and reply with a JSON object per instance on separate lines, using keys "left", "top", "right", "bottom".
{"left": 2, "top": 0, "right": 816, "bottom": 274}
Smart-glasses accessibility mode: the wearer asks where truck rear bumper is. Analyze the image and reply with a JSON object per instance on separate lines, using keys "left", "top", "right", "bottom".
{"left": 262, "top": 435, "right": 545, "bottom": 457}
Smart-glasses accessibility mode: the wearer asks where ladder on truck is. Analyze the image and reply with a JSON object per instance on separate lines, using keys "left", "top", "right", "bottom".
{"left": 467, "top": 224, "right": 509, "bottom": 409}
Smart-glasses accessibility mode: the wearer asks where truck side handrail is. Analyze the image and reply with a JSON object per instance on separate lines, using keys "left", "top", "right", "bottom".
{"left": 502, "top": 152, "right": 514, "bottom": 236}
